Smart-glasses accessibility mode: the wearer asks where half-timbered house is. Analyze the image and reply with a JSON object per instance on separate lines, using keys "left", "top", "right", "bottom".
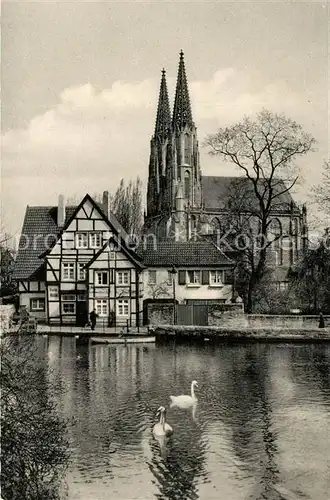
{"left": 13, "top": 193, "right": 144, "bottom": 327}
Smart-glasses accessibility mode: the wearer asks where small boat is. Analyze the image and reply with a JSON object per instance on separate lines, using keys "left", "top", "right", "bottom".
{"left": 90, "top": 336, "right": 155, "bottom": 345}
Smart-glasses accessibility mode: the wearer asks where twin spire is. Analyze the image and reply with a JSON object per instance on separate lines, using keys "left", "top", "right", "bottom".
{"left": 154, "top": 50, "right": 194, "bottom": 141}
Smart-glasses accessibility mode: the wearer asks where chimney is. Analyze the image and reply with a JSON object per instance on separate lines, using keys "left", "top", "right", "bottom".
{"left": 102, "top": 191, "right": 110, "bottom": 219}
{"left": 57, "top": 194, "right": 66, "bottom": 228}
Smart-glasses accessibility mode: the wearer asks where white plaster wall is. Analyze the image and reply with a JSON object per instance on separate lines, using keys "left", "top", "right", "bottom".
{"left": 142, "top": 268, "right": 233, "bottom": 303}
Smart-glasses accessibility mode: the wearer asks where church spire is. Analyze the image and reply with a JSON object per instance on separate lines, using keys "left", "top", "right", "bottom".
{"left": 172, "top": 50, "right": 193, "bottom": 131}
{"left": 154, "top": 68, "right": 171, "bottom": 142}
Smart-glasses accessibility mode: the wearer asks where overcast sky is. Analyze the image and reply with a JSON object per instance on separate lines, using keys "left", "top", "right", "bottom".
{"left": 2, "top": 1, "right": 329, "bottom": 238}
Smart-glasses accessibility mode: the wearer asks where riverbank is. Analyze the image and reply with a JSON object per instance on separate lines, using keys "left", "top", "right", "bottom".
{"left": 154, "top": 325, "right": 330, "bottom": 343}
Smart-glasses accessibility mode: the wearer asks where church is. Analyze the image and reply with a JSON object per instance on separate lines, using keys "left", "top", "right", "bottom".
{"left": 143, "top": 51, "right": 308, "bottom": 286}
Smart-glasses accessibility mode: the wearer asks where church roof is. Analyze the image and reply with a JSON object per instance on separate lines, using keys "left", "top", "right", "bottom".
{"left": 138, "top": 240, "right": 233, "bottom": 268}
{"left": 201, "top": 176, "right": 300, "bottom": 213}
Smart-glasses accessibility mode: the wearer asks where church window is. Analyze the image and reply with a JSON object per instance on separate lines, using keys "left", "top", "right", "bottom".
{"left": 211, "top": 218, "right": 221, "bottom": 235}
{"left": 184, "top": 170, "right": 190, "bottom": 199}
{"left": 269, "top": 218, "right": 283, "bottom": 265}
{"left": 184, "top": 134, "right": 191, "bottom": 164}
{"left": 293, "top": 219, "right": 299, "bottom": 262}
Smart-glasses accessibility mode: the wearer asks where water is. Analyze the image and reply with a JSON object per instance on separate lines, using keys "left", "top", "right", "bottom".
{"left": 43, "top": 337, "right": 330, "bottom": 500}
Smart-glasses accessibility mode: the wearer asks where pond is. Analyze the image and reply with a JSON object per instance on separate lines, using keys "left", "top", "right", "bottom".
{"left": 44, "top": 337, "right": 330, "bottom": 500}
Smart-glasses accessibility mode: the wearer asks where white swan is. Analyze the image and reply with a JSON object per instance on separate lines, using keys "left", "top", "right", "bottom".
{"left": 170, "top": 380, "right": 198, "bottom": 408}
{"left": 152, "top": 406, "right": 173, "bottom": 437}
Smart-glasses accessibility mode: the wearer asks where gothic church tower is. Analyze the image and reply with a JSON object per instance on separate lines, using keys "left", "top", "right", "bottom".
{"left": 145, "top": 51, "right": 203, "bottom": 241}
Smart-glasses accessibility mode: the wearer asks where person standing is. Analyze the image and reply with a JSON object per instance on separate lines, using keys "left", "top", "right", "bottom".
{"left": 89, "top": 309, "right": 98, "bottom": 331}
{"left": 318, "top": 312, "right": 325, "bottom": 329}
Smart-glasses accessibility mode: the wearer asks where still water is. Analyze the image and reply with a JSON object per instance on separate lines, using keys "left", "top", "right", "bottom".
{"left": 44, "top": 337, "right": 330, "bottom": 500}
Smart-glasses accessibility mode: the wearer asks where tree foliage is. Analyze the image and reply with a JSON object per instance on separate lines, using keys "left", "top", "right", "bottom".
{"left": 313, "top": 159, "right": 330, "bottom": 216}
{"left": 1, "top": 338, "right": 69, "bottom": 500}
{"left": 289, "top": 232, "right": 330, "bottom": 313}
{"left": 205, "top": 109, "right": 315, "bottom": 312}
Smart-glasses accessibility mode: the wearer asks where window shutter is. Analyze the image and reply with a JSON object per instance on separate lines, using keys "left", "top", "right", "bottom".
{"left": 224, "top": 269, "right": 233, "bottom": 284}
{"left": 178, "top": 270, "right": 186, "bottom": 285}
{"left": 202, "top": 270, "right": 209, "bottom": 285}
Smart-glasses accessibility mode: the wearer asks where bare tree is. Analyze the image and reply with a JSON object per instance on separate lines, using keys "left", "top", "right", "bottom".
{"left": 148, "top": 280, "right": 171, "bottom": 300}
{"left": 110, "top": 177, "right": 143, "bottom": 237}
{"left": 313, "top": 159, "right": 330, "bottom": 216}
{"left": 205, "top": 109, "right": 315, "bottom": 312}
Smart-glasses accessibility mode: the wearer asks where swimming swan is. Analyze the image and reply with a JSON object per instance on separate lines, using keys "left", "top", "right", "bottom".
{"left": 170, "top": 380, "right": 198, "bottom": 408}
{"left": 152, "top": 406, "right": 173, "bottom": 437}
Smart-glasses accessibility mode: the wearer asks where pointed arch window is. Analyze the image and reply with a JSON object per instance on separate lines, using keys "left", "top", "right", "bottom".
{"left": 211, "top": 217, "right": 221, "bottom": 235}
{"left": 184, "top": 170, "right": 190, "bottom": 199}
{"left": 269, "top": 218, "right": 283, "bottom": 266}
{"left": 293, "top": 218, "right": 299, "bottom": 262}
{"left": 190, "top": 214, "right": 197, "bottom": 239}
{"left": 184, "top": 134, "right": 191, "bottom": 164}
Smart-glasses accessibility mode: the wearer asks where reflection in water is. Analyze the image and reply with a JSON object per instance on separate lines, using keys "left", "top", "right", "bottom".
{"left": 42, "top": 338, "right": 330, "bottom": 500}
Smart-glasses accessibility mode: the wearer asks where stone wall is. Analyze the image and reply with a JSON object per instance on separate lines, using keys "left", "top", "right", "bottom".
{"left": 154, "top": 325, "right": 330, "bottom": 343}
{"left": 0, "top": 305, "right": 15, "bottom": 335}
{"left": 245, "top": 315, "right": 330, "bottom": 329}
{"left": 147, "top": 299, "right": 329, "bottom": 330}
{"left": 208, "top": 303, "right": 245, "bottom": 327}
{"left": 148, "top": 303, "right": 175, "bottom": 325}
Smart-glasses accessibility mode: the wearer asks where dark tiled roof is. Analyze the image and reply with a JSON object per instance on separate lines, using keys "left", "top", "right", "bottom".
{"left": 138, "top": 241, "right": 233, "bottom": 267}
{"left": 202, "top": 176, "right": 299, "bottom": 213}
{"left": 12, "top": 199, "right": 130, "bottom": 280}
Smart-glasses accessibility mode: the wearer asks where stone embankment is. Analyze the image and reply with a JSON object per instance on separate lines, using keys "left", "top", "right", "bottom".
{"left": 153, "top": 325, "right": 330, "bottom": 343}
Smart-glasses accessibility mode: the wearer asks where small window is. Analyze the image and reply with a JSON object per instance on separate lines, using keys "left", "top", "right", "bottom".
{"left": 62, "top": 262, "right": 75, "bottom": 281}
{"left": 62, "top": 294, "right": 76, "bottom": 301}
{"left": 76, "top": 233, "right": 88, "bottom": 249}
{"left": 62, "top": 302, "right": 75, "bottom": 315}
{"left": 96, "top": 272, "right": 108, "bottom": 286}
{"left": 78, "top": 263, "right": 86, "bottom": 281}
{"left": 209, "top": 270, "right": 224, "bottom": 285}
{"left": 95, "top": 299, "right": 108, "bottom": 316}
{"left": 110, "top": 252, "right": 116, "bottom": 260}
{"left": 77, "top": 294, "right": 86, "bottom": 301}
{"left": 90, "top": 232, "right": 102, "bottom": 248}
{"left": 117, "top": 271, "right": 130, "bottom": 285}
{"left": 277, "top": 281, "right": 289, "bottom": 292}
{"left": 187, "top": 270, "right": 200, "bottom": 285}
{"left": 117, "top": 299, "right": 129, "bottom": 316}
{"left": 48, "top": 286, "right": 58, "bottom": 299}
{"left": 148, "top": 270, "right": 157, "bottom": 285}
{"left": 30, "top": 298, "right": 45, "bottom": 311}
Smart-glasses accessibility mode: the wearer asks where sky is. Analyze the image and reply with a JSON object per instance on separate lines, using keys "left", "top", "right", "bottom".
{"left": 1, "top": 1, "right": 329, "bottom": 240}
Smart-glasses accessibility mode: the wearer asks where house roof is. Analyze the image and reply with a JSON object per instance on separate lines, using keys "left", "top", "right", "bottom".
{"left": 138, "top": 240, "right": 233, "bottom": 268}
{"left": 201, "top": 176, "right": 300, "bottom": 213}
{"left": 12, "top": 196, "right": 132, "bottom": 280}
